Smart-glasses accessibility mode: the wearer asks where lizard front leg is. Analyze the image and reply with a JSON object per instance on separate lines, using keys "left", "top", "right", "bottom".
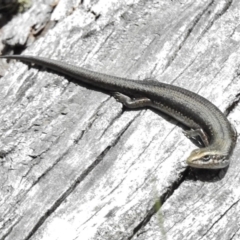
{"left": 113, "top": 92, "right": 152, "bottom": 108}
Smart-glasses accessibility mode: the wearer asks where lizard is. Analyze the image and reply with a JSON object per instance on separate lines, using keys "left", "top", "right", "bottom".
{"left": 0, "top": 55, "right": 237, "bottom": 169}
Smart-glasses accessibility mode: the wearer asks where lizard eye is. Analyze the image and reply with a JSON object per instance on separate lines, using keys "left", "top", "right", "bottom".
{"left": 202, "top": 155, "right": 211, "bottom": 162}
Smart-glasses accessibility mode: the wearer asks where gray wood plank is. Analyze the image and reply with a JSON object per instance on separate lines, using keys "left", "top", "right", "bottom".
{"left": 0, "top": 0, "right": 239, "bottom": 239}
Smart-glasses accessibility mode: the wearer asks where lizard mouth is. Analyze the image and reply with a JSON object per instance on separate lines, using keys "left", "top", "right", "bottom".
{"left": 187, "top": 157, "right": 229, "bottom": 169}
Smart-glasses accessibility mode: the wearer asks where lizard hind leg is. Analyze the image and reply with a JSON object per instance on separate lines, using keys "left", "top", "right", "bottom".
{"left": 183, "top": 128, "right": 209, "bottom": 147}
{"left": 113, "top": 92, "right": 152, "bottom": 109}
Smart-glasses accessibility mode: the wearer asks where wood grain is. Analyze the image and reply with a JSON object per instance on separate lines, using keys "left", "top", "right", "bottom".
{"left": 0, "top": 0, "right": 239, "bottom": 239}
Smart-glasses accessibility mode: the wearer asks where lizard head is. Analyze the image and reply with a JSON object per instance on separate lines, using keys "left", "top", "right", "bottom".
{"left": 186, "top": 148, "right": 229, "bottom": 169}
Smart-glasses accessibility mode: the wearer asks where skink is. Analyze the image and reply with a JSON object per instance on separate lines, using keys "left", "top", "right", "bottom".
{"left": 0, "top": 55, "right": 237, "bottom": 169}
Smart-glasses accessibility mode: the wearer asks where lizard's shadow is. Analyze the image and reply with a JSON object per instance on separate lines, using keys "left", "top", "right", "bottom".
{"left": 187, "top": 166, "right": 228, "bottom": 182}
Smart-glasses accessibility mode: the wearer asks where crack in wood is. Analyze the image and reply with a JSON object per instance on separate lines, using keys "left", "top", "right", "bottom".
{"left": 229, "top": 229, "right": 239, "bottom": 240}
{"left": 80, "top": 97, "right": 113, "bottom": 139}
{"left": 23, "top": 146, "right": 111, "bottom": 240}
{"left": 127, "top": 167, "right": 190, "bottom": 240}
{"left": 198, "top": 0, "right": 233, "bottom": 40}
{"left": 199, "top": 197, "right": 240, "bottom": 240}
{"left": 164, "top": 0, "right": 215, "bottom": 71}
{"left": 98, "top": 104, "right": 141, "bottom": 140}
{"left": 0, "top": 215, "right": 22, "bottom": 240}
{"left": 224, "top": 93, "right": 240, "bottom": 116}
{"left": 21, "top": 115, "right": 137, "bottom": 240}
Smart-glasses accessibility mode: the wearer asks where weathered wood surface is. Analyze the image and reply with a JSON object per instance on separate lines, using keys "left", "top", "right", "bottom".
{"left": 0, "top": 0, "right": 240, "bottom": 239}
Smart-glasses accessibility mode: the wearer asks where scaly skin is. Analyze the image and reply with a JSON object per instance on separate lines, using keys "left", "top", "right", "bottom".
{"left": 0, "top": 55, "right": 237, "bottom": 169}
